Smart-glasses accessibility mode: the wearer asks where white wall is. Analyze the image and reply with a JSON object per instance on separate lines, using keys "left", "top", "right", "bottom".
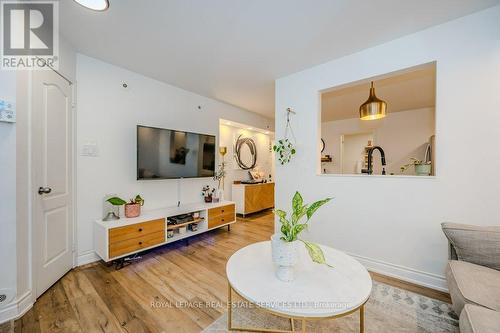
{"left": 219, "top": 125, "right": 274, "bottom": 200}
{"left": 275, "top": 6, "right": 500, "bottom": 291}
{"left": 322, "top": 108, "right": 435, "bottom": 175}
{"left": 76, "top": 54, "right": 273, "bottom": 264}
{"left": 0, "top": 71, "right": 17, "bottom": 312}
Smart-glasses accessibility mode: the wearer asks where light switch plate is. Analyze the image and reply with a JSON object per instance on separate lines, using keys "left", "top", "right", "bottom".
{"left": 0, "top": 100, "right": 15, "bottom": 123}
{"left": 81, "top": 142, "right": 99, "bottom": 157}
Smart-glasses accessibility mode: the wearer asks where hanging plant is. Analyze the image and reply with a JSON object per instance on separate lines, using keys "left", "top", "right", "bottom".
{"left": 273, "top": 108, "right": 297, "bottom": 165}
{"left": 273, "top": 139, "right": 296, "bottom": 165}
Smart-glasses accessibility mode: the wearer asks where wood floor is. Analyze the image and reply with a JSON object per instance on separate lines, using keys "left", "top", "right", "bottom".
{"left": 9, "top": 210, "right": 449, "bottom": 333}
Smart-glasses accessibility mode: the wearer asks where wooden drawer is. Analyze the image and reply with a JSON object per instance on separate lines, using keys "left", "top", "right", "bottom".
{"left": 208, "top": 212, "right": 235, "bottom": 229}
{"left": 208, "top": 204, "right": 235, "bottom": 219}
{"left": 109, "top": 230, "right": 165, "bottom": 258}
{"left": 109, "top": 219, "right": 165, "bottom": 243}
{"left": 244, "top": 183, "right": 274, "bottom": 214}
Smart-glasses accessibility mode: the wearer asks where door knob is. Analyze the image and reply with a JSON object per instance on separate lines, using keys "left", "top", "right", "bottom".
{"left": 38, "top": 187, "right": 52, "bottom": 195}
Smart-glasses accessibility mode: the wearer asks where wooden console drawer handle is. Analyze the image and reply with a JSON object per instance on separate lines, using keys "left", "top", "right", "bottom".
{"left": 138, "top": 228, "right": 143, "bottom": 232}
{"left": 139, "top": 241, "right": 143, "bottom": 245}
{"left": 222, "top": 209, "right": 225, "bottom": 212}
{"left": 221, "top": 218, "right": 225, "bottom": 222}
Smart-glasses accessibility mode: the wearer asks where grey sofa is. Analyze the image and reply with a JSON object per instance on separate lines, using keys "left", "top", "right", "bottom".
{"left": 442, "top": 223, "right": 500, "bottom": 333}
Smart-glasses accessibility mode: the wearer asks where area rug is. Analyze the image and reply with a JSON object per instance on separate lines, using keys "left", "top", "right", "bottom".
{"left": 202, "top": 281, "right": 459, "bottom": 333}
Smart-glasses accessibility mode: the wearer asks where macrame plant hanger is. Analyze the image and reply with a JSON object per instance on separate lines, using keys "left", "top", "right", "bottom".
{"left": 284, "top": 107, "right": 296, "bottom": 144}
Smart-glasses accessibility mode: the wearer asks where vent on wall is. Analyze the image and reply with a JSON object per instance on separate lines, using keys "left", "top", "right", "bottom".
{"left": 0, "top": 289, "right": 15, "bottom": 308}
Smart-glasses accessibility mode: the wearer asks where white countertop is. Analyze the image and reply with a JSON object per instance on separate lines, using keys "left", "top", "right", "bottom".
{"left": 226, "top": 241, "right": 372, "bottom": 318}
{"left": 96, "top": 200, "right": 234, "bottom": 229}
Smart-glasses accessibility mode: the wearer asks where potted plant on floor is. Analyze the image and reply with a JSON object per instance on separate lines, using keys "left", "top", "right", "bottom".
{"left": 400, "top": 158, "right": 432, "bottom": 176}
{"left": 272, "top": 191, "right": 332, "bottom": 282}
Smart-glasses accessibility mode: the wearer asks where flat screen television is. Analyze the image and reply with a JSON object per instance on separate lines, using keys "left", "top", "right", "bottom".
{"left": 137, "top": 125, "right": 216, "bottom": 180}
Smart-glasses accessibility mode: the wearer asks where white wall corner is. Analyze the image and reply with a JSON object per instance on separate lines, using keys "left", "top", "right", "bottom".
{"left": 0, "top": 290, "right": 33, "bottom": 325}
{"left": 76, "top": 251, "right": 100, "bottom": 267}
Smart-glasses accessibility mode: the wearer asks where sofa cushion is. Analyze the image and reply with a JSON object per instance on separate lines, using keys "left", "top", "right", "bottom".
{"left": 459, "top": 304, "right": 500, "bottom": 333}
{"left": 446, "top": 260, "right": 500, "bottom": 315}
{"left": 442, "top": 223, "right": 500, "bottom": 270}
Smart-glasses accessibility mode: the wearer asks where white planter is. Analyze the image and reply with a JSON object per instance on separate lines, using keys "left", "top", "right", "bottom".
{"left": 415, "top": 164, "right": 431, "bottom": 176}
{"left": 271, "top": 234, "right": 300, "bottom": 282}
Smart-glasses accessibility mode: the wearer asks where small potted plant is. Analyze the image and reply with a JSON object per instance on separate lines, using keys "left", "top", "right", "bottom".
{"left": 272, "top": 191, "right": 332, "bottom": 282}
{"left": 202, "top": 185, "right": 215, "bottom": 203}
{"left": 401, "top": 158, "right": 432, "bottom": 176}
{"left": 105, "top": 195, "right": 144, "bottom": 220}
{"left": 273, "top": 139, "right": 296, "bottom": 165}
{"left": 124, "top": 195, "right": 145, "bottom": 218}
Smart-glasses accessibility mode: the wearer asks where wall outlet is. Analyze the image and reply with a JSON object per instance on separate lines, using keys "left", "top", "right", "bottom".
{"left": 0, "top": 100, "right": 15, "bottom": 123}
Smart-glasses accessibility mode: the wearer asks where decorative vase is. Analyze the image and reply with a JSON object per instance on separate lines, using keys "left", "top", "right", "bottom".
{"left": 217, "top": 188, "right": 224, "bottom": 202}
{"left": 271, "top": 234, "right": 300, "bottom": 282}
{"left": 124, "top": 203, "right": 141, "bottom": 218}
{"left": 204, "top": 195, "right": 212, "bottom": 203}
{"left": 415, "top": 164, "right": 431, "bottom": 176}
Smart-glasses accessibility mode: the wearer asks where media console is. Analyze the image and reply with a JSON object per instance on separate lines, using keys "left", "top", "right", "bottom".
{"left": 94, "top": 201, "right": 236, "bottom": 262}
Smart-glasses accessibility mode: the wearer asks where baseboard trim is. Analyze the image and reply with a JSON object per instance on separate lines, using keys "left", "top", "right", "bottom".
{"left": 76, "top": 251, "right": 100, "bottom": 267}
{"left": 348, "top": 252, "right": 448, "bottom": 292}
{"left": 0, "top": 290, "right": 33, "bottom": 325}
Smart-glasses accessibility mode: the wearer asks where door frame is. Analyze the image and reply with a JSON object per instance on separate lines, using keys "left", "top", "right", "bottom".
{"left": 29, "top": 69, "right": 77, "bottom": 299}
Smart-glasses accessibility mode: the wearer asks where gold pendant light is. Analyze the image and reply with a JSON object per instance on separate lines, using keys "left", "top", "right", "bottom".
{"left": 359, "top": 81, "right": 387, "bottom": 120}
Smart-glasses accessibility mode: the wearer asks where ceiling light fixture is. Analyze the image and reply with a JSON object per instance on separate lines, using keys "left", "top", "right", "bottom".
{"left": 73, "top": 0, "right": 109, "bottom": 11}
{"left": 359, "top": 81, "right": 387, "bottom": 120}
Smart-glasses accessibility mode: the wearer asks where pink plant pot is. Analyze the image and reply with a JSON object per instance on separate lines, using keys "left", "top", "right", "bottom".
{"left": 125, "top": 203, "right": 141, "bottom": 218}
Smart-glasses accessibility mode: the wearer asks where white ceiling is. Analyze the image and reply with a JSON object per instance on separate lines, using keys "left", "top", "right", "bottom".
{"left": 60, "top": 0, "right": 499, "bottom": 118}
{"left": 322, "top": 64, "right": 436, "bottom": 122}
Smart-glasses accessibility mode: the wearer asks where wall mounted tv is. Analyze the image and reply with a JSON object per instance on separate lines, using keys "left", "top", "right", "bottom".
{"left": 137, "top": 125, "right": 216, "bottom": 180}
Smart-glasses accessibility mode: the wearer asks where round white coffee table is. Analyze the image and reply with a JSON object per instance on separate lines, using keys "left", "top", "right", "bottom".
{"left": 226, "top": 241, "right": 372, "bottom": 333}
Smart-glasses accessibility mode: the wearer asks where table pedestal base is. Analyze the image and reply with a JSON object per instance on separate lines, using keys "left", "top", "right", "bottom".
{"left": 227, "top": 283, "right": 366, "bottom": 333}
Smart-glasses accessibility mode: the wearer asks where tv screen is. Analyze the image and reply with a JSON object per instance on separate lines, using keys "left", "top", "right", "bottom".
{"left": 137, "top": 125, "right": 216, "bottom": 179}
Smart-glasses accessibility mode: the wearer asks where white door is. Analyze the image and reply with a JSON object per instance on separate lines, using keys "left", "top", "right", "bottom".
{"left": 32, "top": 70, "right": 74, "bottom": 298}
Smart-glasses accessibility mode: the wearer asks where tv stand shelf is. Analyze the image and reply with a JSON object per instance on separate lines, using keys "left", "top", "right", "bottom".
{"left": 167, "top": 217, "right": 204, "bottom": 230}
{"left": 94, "top": 201, "right": 236, "bottom": 262}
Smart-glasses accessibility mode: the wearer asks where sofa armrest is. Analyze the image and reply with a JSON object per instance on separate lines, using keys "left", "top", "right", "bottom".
{"left": 441, "top": 222, "right": 500, "bottom": 270}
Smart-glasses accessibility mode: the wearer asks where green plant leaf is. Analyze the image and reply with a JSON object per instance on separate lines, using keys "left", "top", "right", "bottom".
{"left": 292, "top": 223, "right": 308, "bottom": 237}
{"left": 135, "top": 195, "right": 144, "bottom": 206}
{"left": 274, "top": 209, "right": 287, "bottom": 219}
{"left": 106, "top": 197, "right": 127, "bottom": 206}
{"left": 280, "top": 224, "right": 290, "bottom": 239}
{"left": 292, "top": 191, "right": 303, "bottom": 215}
{"left": 301, "top": 240, "right": 333, "bottom": 268}
{"left": 306, "top": 197, "right": 332, "bottom": 220}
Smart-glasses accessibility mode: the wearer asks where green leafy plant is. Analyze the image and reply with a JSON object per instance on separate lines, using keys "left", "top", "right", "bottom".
{"left": 106, "top": 196, "right": 127, "bottom": 206}
{"left": 273, "top": 139, "right": 296, "bottom": 165}
{"left": 274, "top": 191, "right": 333, "bottom": 267}
{"left": 400, "top": 158, "right": 431, "bottom": 173}
{"left": 107, "top": 195, "right": 144, "bottom": 206}
{"left": 132, "top": 195, "right": 144, "bottom": 206}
